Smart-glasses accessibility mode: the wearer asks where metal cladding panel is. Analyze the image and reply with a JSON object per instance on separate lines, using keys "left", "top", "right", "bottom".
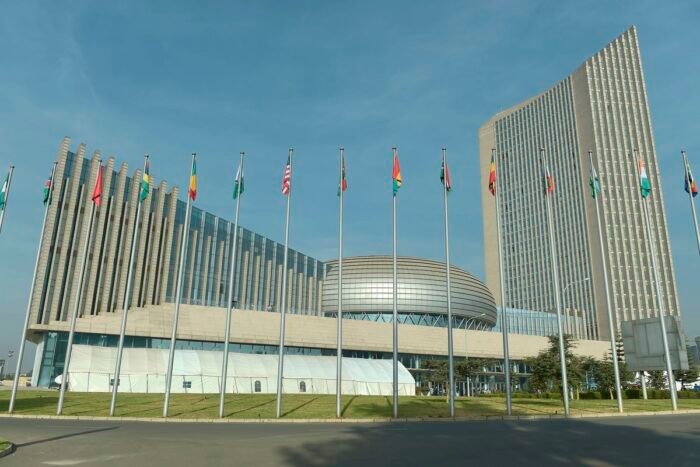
{"left": 621, "top": 316, "right": 689, "bottom": 371}
{"left": 322, "top": 255, "right": 497, "bottom": 324}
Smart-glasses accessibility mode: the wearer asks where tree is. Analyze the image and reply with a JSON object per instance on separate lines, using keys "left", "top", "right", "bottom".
{"left": 674, "top": 343, "right": 700, "bottom": 389}
{"left": 591, "top": 353, "right": 631, "bottom": 399}
{"left": 647, "top": 370, "right": 667, "bottom": 390}
{"left": 527, "top": 334, "right": 586, "bottom": 397}
{"left": 422, "top": 360, "right": 449, "bottom": 394}
{"left": 455, "top": 359, "right": 482, "bottom": 381}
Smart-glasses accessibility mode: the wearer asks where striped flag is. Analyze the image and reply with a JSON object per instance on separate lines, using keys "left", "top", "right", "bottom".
{"left": 233, "top": 162, "right": 244, "bottom": 199}
{"left": 282, "top": 155, "right": 291, "bottom": 196}
{"left": 189, "top": 156, "right": 197, "bottom": 201}
{"left": 0, "top": 172, "right": 9, "bottom": 211}
{"left": 589, "top": 165, "right": 601, "bottom": 199}
{"left": 337, "top": 153, "right": 347, "bottom": 196}
{"left": 488, "top": 155, "right": 496, "bottom": 196}
{"left": 140, "top": 159, "right": 152, "bottom": 202}
{"left": 543, "top": 164, "right": 555, "bottom": 195}
{"left": 685, "top": 157, "right": 698, "bottom": 198}
{"left": 440, "top": 160, "right": 452, "bottom": 192}
{"left": 92, "top": 165, "right": 103, "bottom": 207}
{"left": 43, "top": 171, "right": 53, "bottom": 206}
{"left": 392, "top": 152, "right": 402, "bottom": 195}
{"left": 638, "top": 159, "right": 651, "bottom": 198}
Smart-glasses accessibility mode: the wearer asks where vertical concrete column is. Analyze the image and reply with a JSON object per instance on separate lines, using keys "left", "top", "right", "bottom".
{"left": 65, "top": 151, "right": 102, "bottom": 319}
{"left": 50, "top": 143, "right": 87, "bottom": 320}
{"left": 159, "top": 188, "right": 179, "bottom": 304}
{"left": 30, "top": 137, "right": 70, "bottom": 324}
{"left": 84, "top": 156, "right": 115, "bottom": 315}
{"left": 144, "top": 180, "right": 167, "bottom": 306}
{"left": 114, "top": 167, "right": 142, "bottom": 311}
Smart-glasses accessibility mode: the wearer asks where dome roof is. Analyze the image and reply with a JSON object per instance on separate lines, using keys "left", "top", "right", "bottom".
{"left": 322, "top": 256, "right": 497, "bottom": 325}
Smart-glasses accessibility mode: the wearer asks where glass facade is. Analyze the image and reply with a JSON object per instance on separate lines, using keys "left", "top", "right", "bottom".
{"left": 36, "top": 331, "right": 532, "bottom": 391}
{"left": 30, "top": 144, "right": 325, "bottom": 331}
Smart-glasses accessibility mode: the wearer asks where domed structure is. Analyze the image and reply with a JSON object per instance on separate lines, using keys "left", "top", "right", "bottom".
{"left": 322, "top": 256, "right": 497, "bottom": 329}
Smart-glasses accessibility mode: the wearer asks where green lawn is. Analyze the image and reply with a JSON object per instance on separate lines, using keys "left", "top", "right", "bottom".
{"left": 1, "top": 391, "right": 697, "bottom": 419}
{"left": 0, "top": 437, "right": 10, "bottom": 452}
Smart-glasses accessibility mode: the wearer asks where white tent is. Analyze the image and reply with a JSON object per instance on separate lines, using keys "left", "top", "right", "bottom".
{"left": 65, "top": 344, "right": 416, "bottom": 395}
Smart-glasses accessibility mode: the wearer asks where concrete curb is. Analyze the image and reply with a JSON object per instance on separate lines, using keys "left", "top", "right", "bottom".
{"left": 0, "top": 442, "right": 16, "bottom": 459}
{"left": 1, "top": 409, "right": 699, "bottom": 424}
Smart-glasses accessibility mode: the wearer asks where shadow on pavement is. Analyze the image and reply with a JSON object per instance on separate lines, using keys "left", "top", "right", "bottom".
{"left": 16, "top": 426, "right": 119, "bottom": 449}
{"left": 277, "top": 417, "right": 700, "bottom": 466}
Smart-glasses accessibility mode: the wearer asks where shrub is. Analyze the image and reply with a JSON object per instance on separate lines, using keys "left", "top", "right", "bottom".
{"left": 579, "top": 391, "right": 603, "bottom": 400}
{"left": 625, "top": 388, "right": 641, "bottom": 399}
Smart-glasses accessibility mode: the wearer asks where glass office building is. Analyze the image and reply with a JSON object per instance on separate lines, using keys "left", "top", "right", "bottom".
{"left": 479, "top": 27, "right": 680, "bottom": 341}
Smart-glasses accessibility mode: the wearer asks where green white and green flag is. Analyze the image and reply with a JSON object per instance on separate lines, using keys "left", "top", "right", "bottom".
{"left": 140, "top": 159, "right": 151, "bottom": 202}
{"left": 638, "top": 159, "right": 651, "bottom": 198}
{"left": 233, "top": 163, "right": 244, "bottom": 199}
{"left": 589, "top": 165, "right": 601, "bottom": 199}
{"left": 0, "top": 172, "right": 9, "bottom": 211}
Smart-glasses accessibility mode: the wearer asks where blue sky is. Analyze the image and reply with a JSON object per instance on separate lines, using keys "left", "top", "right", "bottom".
{"left": 1, "top": 1, "right": 699, "bottom": 372}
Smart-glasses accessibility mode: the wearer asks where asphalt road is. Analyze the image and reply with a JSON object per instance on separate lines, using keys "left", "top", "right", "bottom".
{"left": 0, "top": 414, "right": 698, "bottom": 466}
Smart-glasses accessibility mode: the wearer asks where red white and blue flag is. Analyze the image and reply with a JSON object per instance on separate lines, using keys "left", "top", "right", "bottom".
{"left": 282, "top": 155, "right": 291, "bottom": 196}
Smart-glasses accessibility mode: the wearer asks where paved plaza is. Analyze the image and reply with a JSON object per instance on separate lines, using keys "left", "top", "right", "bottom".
{"left": 1, "top": 414, "right": 699, "bottom": 466}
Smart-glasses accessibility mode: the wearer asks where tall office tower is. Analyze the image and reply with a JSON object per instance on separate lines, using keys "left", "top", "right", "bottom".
{"left": 479, "top": 26, "right": 680, "bottom": 341}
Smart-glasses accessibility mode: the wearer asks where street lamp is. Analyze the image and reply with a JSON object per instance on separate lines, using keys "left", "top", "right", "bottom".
{"left": 464, "top": 312, "right": 486, "bottom": 397}
{"left": 562, "top": 277, "right": 590, "bottom": 339}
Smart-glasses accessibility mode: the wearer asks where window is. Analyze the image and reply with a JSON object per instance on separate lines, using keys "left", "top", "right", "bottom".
{"left": 182, "top": 381, "right": 192, "bottom": 389}
{"left": 254, "top": 380, "right": 261, "bottom": 393}
{"left": 299, "top": 381, "right": 306, "bottom": 393}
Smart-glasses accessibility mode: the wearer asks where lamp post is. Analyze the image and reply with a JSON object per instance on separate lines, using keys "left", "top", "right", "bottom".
{"left": 561, "top": 277, "right": 590, "bottom": 339}
{"left": 464, "top": 313, "right": 485, "bottom": 397}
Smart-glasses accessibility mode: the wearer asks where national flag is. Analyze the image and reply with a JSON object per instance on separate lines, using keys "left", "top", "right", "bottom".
{"left": 233, "top": 163, "right": 244, "bottom": 199}
{"left": 0, "top": 172, "right": 8, "bottom": 211}
{"left": 337, "top": 153, "right": 347, "bottom": 196}
{"left": 189, "top": 157, "right": 197, "bottom": 201}
{"left": 282, "top": 155, "right": 291, "bottom": 196}
{"left": 638, "top": 159, "right": 651, "bottom": 198}
{"left": 92, "top": 165, "right": 103, "bottom": 207}
{"left": 440, "top": 160, "right": 451, "bottom": 192}
{"left": 589, "top": 165, "right": 601, "bottom": 199}
{"left": 140, "top": 159, "right": 151, "bottom": 202}
{"left": 43, "top": 172, "right": 53, "bottom": 206}
{"left": 488, "top": 155, "right": 496, "bottom": 196}
{"left": 684, "top": 158, "right": 698, "bottom": 198}
{"left": 392, "top": 152, "right": 402, "bottom": 195}
{"left": 543, "top": 164, "right": 555, "bottom": 195}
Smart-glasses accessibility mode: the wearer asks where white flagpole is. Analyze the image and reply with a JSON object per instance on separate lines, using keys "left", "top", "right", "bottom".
{"left": 336, "top": 147, "right": 344, "bottom": 418}
{"left": 0, "top": 165, "right": 16, "bottom": 234}
{"left": 588, "top": 151, "right": 623, "bottom": 413}
{"left": 219, "top": 151, "right": 245, "bottom": 418}
{"left": 110, "top": 155, "right": 148, "bottom": 416}
{"left": 163, "top": 153, "right": 196, "bottom": 417}
{"left": 275, "top": 148, "right": 293, "bottom": 419}
{"left": 392, "top": 147, "right": 399, "bottom": 419}
{"left": 9, "top": 162, "right": 57, "bottom": 413}
{"left": 541, "top": 148, "right": 570, "bottom": 416}
{"left": 493, "top": 149, "right": 512, "bottom": 416}
{"left": 682, "top": 150, "right": 700, "bottom": 255}
{"left": 441, "top": 148, "right": 455, "bottom": 417}
{"left": 57, "top": 160, "right": 101, "bottom": 414}
{"left": 633, "top": 149, "right": 678, "bottom": 411}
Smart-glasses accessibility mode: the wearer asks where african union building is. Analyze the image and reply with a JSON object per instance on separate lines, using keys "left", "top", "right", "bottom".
{"left": 479, "top": 26, "right": 680, "bottom": 343}
{"left": 24, "top": 138, "right": 608, "bottom": 395}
